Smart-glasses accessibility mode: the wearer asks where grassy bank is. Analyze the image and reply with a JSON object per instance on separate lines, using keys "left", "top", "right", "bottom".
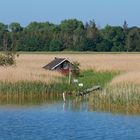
{"left": 0, "top": 70, "right": 117, "bottom": 96}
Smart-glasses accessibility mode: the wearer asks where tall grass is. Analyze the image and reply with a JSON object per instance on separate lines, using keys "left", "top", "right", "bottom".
{"left": 0, "top": 66, "right": 61, "bottom": 83}
{"left": 89, "top": 83, "right": 140, "bottom": 114}
{"left": 0, "top": 53, "right": 140, "bottom": 83}
{"left": 111, "top": 71, "right": 140, "bottom": 85}
{"left": 101, "top": 83, "right": 140, "bottom": 106}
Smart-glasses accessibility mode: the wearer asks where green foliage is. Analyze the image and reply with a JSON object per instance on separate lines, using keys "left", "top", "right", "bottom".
{"left": 100, "top": 25, "right": 125, "bottom": 51}
{"left": 85, "top": 20, "right": 101, "bottom": 51}
{"left": 60, "top": 19, "right": 84, "bottom": 33}
{"left": 0, "top": 20, "right": 140, "bottom": 52}
{"left": 0, "top": 23, "right": 8, "bottom": 50}
{"left": 49, "top": 40, "right": 63, "bottom": 51}
{"left": 126, "top": 27, "right": 140, "bottom": 51}
{"left": 0, "top": 23, "right": 8, "bottom": 32}
{"left": 9, "top": 22, "right": 23, "bottom": 32}
{"left": 72, "top": 61, "right": 80, "bottom": 77}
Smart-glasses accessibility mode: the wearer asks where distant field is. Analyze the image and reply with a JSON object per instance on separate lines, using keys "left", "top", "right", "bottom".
{"left": 0, "top": 53, "right": 140, "bottom": 84}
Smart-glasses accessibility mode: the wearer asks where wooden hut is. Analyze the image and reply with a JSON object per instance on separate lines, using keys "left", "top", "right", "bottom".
{"left": 43, "top": 57, "right": 72, "bottom": 75}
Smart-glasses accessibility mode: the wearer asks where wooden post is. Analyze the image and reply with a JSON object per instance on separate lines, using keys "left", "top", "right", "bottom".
{"left": 68, "top": 64, "right": 72, "bottom": 84}
{"left": 69, "top": 69, "right": 72, "bottom": 84}
{"left": 63, "top": 92, "right": 66, "bottom": 102}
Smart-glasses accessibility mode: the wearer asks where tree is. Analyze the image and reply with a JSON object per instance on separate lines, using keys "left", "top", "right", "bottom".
{"left": 123, "top": 21, "right": 129, "bottom": 51}
{"left": 60, "top": 19, "right": 84, "bottom": 33}
{"left": 60, "top": 19, "right": 84, "bottom": 50}
{"left": 49, "top": 40, "right": 63, "bottom": 51}
{"left": 9, "top": 22, "right": 23, "bottom": 51}
{"left": 126, "top": 27, "right": 140, "bottom": 51}
{"left": 123, "top": 20, "right": 128, "bottom": 34}
{"left": 85, "top": 20, "right": 100, "bottom": 51}
{"left": 100, "top": 25, "right": 125, "bottom": 51}
{"left": 9, "top": 22, "right": 23, "bottom": 32}
{"left": 86, "top": 20, "right": 98, "bottom": 39}
{"left": 71, "top": 24, "right": 86, "bottom": 51}
{"left": 0, "top": 23, "right": 8, "bottom": 51}
{"left": 96, "top": 40, "right": 111, "bottom": 51}
{"left": 72, "top": 61, "right": 80, "bottom": 77}
{"left": 0, "top": 19, "right": 140, "bottom": 52}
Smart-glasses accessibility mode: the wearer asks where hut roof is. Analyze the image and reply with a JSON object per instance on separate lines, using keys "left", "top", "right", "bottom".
{"left": 43, "top": 57, "right": 70, "bottom": 70}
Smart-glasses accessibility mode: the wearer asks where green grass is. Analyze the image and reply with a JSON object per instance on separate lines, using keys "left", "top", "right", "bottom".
{"left": 78, "top": 70, "right": 118, "bottom": 88}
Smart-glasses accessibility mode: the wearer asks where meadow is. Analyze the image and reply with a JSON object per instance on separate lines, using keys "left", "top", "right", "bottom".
{"left": 0, "top": 53, "right": 140, "bottom": 108}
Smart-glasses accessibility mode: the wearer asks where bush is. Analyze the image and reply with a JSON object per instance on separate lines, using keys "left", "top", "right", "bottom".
{"left": 72, "top": 61, "right": 80, "bottom": 77}
{"left": 0, "top": 53, "right": 15, "bottom": 66}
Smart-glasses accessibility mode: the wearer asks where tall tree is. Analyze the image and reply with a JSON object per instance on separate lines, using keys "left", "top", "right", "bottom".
{"left": 100, "top": 25, "right": 124, "bottom": 51}
{"left": 126, "top": 27, "right": 140, "bottom": 51}
{"left": 9, "top": 22, "right": 23, "bottom": 51}
{"left": 123, "top": 20, "right": 129, "bottom": 51}
{"left": 60, "top": 19, "right": 84, "bottom": 50}
{"left": 0, "top": 23, "right": 8, "bottom": 51}
{"left": 85, "top": 20, "right": 101, "bottom": 51}
{"left": 9, "top": 22, "right": 23, "bottom": 32}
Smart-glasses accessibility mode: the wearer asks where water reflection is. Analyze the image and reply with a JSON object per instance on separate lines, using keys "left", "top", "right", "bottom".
{"left": 89, "top": 103, "right": 140, "bottom": 115}
{"left": 0, "top": 94, "right": 62, "bottom": 106}
{"left": 62, "top": 99, "right": 89, "bottom": 112}
{"left": 0, "top": 94, "right": 140, "bottom": 115}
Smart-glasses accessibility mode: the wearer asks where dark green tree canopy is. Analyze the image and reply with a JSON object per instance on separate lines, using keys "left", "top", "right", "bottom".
{"left": 0, "top": 19, "right": 139, "bottom": 52}
{"left": 60, "top": 19, "right": 84, "bottom": 33}
{"left": 9, "top": 22, "right": 23, "bottom": 32}
{"left": 0, "top": 23, "right": 8, "bottom": 32}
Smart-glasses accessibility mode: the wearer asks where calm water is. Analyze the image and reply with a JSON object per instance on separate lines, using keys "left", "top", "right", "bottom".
{"left": 0, "top": 100, "right": 140, "bottom": 140}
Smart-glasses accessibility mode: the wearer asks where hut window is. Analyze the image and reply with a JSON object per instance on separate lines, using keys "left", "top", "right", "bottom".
{"left": 63, "top": 62, "right": 69, "bottom": 69}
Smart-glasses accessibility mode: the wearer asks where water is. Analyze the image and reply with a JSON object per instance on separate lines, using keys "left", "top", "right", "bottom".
{"left": 0, "top": 100, "right": 140, "bottom": 140}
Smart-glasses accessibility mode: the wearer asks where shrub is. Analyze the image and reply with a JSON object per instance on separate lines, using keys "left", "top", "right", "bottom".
{"left": 71, "top": 61, "right": 80, "bottom": 77}
{"left": 0, "top": 53, "right": 15, "bottom": 66}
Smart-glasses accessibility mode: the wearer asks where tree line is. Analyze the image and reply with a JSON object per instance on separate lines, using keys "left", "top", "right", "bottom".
{"left": 0, "top": 19, "right": 140, "bottom": 52}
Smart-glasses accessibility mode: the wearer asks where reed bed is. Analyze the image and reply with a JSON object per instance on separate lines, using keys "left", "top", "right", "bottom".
{"left": 111, "top": 71, "right": 140, "bottom": 85}
{"left": 17, "top": 53, "right": 140, "bottom": 72}
{"left": 0, "top": 54, "right": 62, "bottom": 83}
{"left": 0, "top": 70, "right": 117, "bottom": 95}
{"left": 89, "top": 83, "right": 140, "bottom": 114}
{"left": 0, "top": 53, "right": 140, "bottom": 83}
{"left": 17, "top": 54, "right": 140, "bottom": 85}
{"left": 0, "top": 53, "right": 140, "bottom": 108}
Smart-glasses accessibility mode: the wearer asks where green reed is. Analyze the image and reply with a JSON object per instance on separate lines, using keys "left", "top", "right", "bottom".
{"left": 0, "top": 70, "right": 117, "bottom": 96}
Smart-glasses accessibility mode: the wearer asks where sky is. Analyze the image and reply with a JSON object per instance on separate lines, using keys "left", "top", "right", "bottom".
{"left": 0, "top": 0, "right": 140, "bottom": 27}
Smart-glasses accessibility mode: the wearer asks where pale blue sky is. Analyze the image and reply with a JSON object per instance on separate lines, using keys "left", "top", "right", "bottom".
{"left": 0, "top": 0, "right": 140, "bottom": 27}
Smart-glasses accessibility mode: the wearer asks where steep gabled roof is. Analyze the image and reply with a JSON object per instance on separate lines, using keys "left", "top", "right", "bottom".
{"left": 43, "top": 57, "right": 70, "bottom": 70}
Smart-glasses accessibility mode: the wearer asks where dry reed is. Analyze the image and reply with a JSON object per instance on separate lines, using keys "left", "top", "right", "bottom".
{"left": 0, "top": 54, "right": 62, "bottom": 83}
{"left": 0, "top": 53, "right": 140, "bottom": 84}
